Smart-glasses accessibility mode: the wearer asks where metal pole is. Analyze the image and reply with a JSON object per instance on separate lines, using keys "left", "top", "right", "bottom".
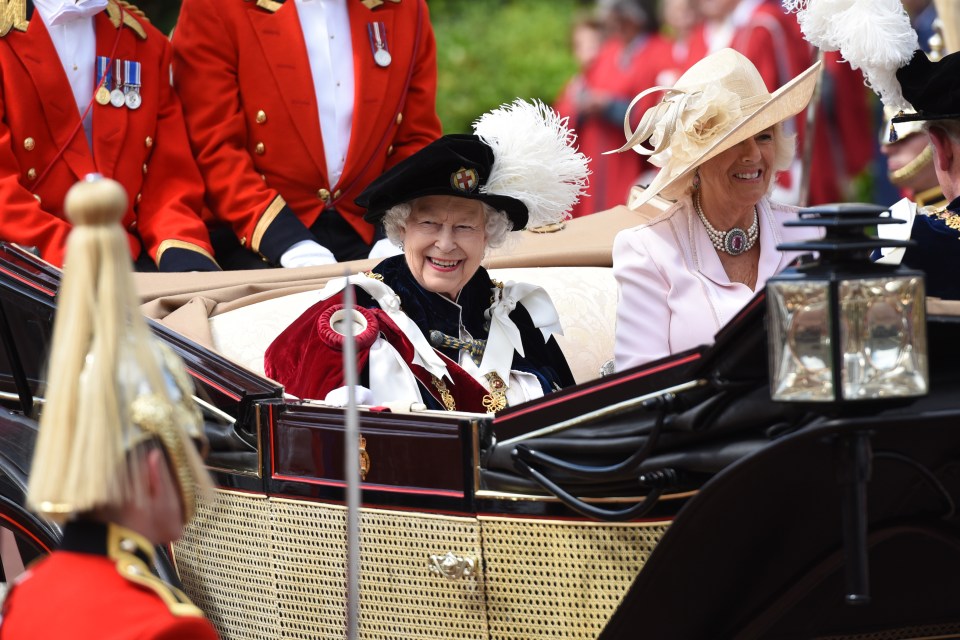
{"left": 343, "top": 272, "right": 360, "bottom": 640}
{"left": 837, "top": 431, "right": 872, "bottom": 604}
{"left": 798, "top": 48, "right": 826, "bottom": 207}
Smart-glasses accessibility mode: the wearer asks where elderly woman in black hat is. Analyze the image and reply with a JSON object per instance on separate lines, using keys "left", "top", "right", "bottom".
{"left": 264, "top": 100, "right": 589, "bottom": 413}
{"left": 609, "top": 48, "right": 821, "bottom": 370}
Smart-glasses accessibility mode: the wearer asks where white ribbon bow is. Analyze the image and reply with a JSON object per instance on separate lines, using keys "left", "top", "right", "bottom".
{"left": 318, "top": 275, "right": 451, "bottom": 381}
{"left": 479, "top": 282, "right": 563, "bottom": 383}
{"left": 47, "top": 0, "right": 108, "bottom": 25}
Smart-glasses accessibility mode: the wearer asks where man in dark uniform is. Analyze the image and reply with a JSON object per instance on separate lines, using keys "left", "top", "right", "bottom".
{"left": 887, "top": 48, "right": 960, "bottom": 299}
{"left": 0, "top": 177, "right": 219, "bottom": 639}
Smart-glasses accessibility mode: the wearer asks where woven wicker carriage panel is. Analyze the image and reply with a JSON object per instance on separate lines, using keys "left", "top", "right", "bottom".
{"left": 479, "top": 517, "right": 669, "bottom": 640}
{"left": 269, "top": 497, "right": 488, "bottom": 639}
{"left": 174, "top": 490, "right": 282, "bottom": 640}
{"left": 175, "top": 489, "right": 670, "bottom": 639}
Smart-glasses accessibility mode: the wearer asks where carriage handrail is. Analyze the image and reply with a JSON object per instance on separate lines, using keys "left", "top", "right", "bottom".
{"left": 496, "top": 378, "right": 708, "bottom": 448}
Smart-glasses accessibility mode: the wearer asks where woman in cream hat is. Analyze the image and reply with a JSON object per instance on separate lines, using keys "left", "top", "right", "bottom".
{"left": 610, "top": 48, "right": 821, "bottom": 370}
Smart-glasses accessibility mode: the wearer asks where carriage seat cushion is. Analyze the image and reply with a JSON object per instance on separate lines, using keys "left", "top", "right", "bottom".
{"left": 208, "top": 266, "right": 617, "bottom": 387}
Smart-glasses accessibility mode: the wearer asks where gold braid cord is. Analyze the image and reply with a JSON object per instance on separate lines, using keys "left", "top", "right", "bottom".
{"left": 888, "top": 144, "right": 934, "bottom": 186}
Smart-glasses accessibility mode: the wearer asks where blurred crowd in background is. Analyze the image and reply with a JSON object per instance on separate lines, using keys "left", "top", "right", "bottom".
{"left": 553, "top": 0, "right": 947, "bottom": 216}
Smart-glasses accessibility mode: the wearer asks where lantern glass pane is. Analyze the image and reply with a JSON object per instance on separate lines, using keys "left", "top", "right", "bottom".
{"left": 839, "top": 276, "right": 928, "bottom": 399}
{"left": 768, "top": 280, "right": 833, "bottom": 401}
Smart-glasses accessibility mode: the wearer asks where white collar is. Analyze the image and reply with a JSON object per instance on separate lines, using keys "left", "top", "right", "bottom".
{"left": 34, "top": 0, "right": 108, "bottom": 26}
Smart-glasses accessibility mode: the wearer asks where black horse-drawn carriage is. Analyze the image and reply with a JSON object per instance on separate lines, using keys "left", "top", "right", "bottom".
{"left": 0, "top": 203, "right": 958, "bottom": 639}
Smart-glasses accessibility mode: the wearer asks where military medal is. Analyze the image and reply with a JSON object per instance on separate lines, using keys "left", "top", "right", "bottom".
{"left": 123, "top": 60, "right": 141, "bottom": 110}
{"left": 367, "top": 21, "right": 391, "bottom": 67}
{"left": 110, "top": 59, "right": 125, "bottom": 108}
{"left": 95, "top": 56, "right": 111, "bottom": 105}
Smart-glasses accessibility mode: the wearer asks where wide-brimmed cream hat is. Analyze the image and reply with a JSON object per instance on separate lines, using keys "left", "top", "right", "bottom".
{"left": 609, "top": 48, "right": 820, "bottom": 208}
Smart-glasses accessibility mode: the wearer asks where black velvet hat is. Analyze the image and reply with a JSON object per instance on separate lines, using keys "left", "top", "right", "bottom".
{"left": 893, "top": 49, "right": 960, "bottom": 123}
{"left": 357, "top": 99, "right": 590, "bottom": 232}
{"left": 357, "top": 134, "right": 529, "bottom": 229}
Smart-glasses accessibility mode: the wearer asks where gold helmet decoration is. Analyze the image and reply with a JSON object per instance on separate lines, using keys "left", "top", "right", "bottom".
{"left": 27, "top": 175, "right": 212, "bottom": 523}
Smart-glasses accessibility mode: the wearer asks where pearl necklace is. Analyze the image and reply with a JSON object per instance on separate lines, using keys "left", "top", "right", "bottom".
{"left": 694, "top": 190, "right": 758, "bottom": 256}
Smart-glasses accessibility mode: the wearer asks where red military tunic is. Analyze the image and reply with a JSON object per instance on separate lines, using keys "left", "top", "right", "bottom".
{"left": 0, "top": 521, "right": 219, "bottom": 639}
{"left": 171, "top": 0, "right": 442, "bottom": 263}
{"left": 0, "top": 0, "right": 218, "bottom": 270}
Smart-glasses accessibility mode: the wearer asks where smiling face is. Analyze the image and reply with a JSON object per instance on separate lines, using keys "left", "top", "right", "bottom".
{"left": 400, "top": 195, "right": 488, "bottom": 300}
{"left": 697, "top": 128, "right": 776, "bottom": 217}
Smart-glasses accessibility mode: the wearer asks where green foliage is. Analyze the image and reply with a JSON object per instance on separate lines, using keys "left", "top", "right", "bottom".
{"left": 428, "top": 0, "right": 583, "bottom": 133}
{"left": 135, "top": 0, "right": 181, "bottom": 35}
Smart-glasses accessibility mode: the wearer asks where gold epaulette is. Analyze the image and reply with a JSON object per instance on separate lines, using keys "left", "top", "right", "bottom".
{"left": 918, "top": 204, "right": 960, "bottom": 234}
{"left": 0, "top": 0, "right": 29, "bottom": 37}
{"left": 108, "top": 524, "right": 208, "bottom": 619}
{"left": 106, "top": 0, "right": 147, "bottom": 40}
{"left": 255, "top": 0, "right": 285, "bottom": 13}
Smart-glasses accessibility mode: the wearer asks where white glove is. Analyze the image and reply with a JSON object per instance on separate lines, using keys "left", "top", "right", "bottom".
{"left": 280, "top": 239, "right": 337, "bottom": 268}
{"left": 367, "top": 237, "right": 403, "bottom": 259}
{"left": 324, "top": 385, "right": 375, "bottom": 407}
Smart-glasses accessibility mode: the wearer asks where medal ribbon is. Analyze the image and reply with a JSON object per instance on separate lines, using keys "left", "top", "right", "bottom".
{"left": 123, "top": 60, "right": 141, "bottom": 92}
{"left": 114, "top": 58, "right": 123, "bottom": 91}
{"left": 95, "top": 56, "right": 111, "bottom": 91}
{"left": 33, "top": 6, "right": 127, "bottom": 191}
{"left": 366, "top": 21, "right": 388, "bottom": 58}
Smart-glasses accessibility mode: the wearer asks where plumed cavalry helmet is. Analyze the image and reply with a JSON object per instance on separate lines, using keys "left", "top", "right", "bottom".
{"left": 357, "top": 99, "right": 590, "bottom": 231}
{"left": 27, "top": 175, "right": 212, "bottom": 523}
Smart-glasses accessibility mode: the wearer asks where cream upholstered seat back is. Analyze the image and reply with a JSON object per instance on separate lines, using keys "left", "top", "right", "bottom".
{"left": 207, "top": 266, "right": 617, "bottom": 387}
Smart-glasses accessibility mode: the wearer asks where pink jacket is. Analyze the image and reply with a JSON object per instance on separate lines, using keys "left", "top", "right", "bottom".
{"left": 613, "top": 195, "right": 819, "bottom": 370}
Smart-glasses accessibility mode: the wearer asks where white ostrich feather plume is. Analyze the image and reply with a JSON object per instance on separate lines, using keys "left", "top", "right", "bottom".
{"left": 473, "top": 99, "right": 590, "bottom": 229}
{"left": 784, "top": 0, "right": 918, "bottom": 109}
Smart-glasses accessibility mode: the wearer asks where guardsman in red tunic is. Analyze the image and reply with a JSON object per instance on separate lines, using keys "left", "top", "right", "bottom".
{"left": 0, "top": 0, "right": 218, "bottom": 271}
{"left": 171, "top": 0, "right": 442, "bottom": 268}
{"left": 554, "top": 0, "right": 672, "bottom": 217}
{"left": 0, "top": 177, "right": 219, "bottom": 639}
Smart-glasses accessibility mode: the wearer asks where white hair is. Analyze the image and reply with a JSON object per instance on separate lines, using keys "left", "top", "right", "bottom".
{"left": 923, "top": 118, "right": 960, "bottom": 144}
{"left": 381, "top": 199, "right": 514, "bottom": 250}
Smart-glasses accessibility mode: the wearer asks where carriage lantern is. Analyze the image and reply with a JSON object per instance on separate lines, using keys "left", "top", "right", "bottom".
{"left": 766, "top": 203, "right": 929, "bottom": 406}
